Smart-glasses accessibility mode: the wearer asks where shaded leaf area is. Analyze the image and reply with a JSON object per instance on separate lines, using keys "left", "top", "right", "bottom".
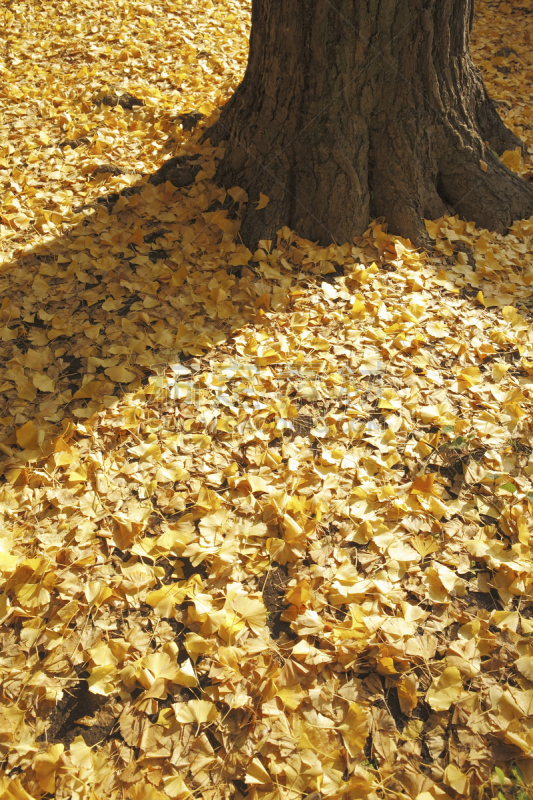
{"left": 95, "top": 91, "right": 145, "bottom": 110}
{"left": 0, "top": 2, "right": 533, "bottom": 800}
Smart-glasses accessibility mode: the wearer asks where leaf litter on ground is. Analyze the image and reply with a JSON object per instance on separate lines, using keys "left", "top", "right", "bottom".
{"left": 1, "top": 1, "right": 533, "bottom": 799}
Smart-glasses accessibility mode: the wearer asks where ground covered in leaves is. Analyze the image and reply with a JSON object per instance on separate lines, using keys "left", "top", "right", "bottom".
{"left": 1, "top": 1, "right": 533, "bottom": 799}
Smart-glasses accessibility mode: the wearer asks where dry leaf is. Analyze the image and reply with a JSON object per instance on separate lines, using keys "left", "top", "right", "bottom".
{"left": 173, "top": 699, "right": 217, "bottom": 727}
{"left": 426, "top": 667, "right": 463, "bottom": 711}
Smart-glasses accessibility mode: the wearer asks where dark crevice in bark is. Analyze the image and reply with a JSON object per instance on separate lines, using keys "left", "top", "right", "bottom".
{"left": 202, "top": 0, "right": 533, "bottom": 249}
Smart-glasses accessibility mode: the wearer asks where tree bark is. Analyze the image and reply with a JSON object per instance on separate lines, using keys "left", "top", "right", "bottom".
{"left": 202, "top": 0, "right": 533, "bottom": 248}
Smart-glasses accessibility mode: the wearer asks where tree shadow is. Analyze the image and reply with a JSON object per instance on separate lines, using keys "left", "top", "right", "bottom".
{"left": 0, "top": 138, "right": 256, "bottom": 442}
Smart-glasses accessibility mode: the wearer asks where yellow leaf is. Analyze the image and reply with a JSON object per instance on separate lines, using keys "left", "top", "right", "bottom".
{"left": 68, "top": 464, "right": 87, "bottom": 483}
{"left": 33, "top": 743, "right": 64, "bottom": 794}
{"left": 0, "top": 778, "right": 35, "bottom": 800}
{"left": 492, "top": 610, "right": 519, "bottom": 632}
{"left": 416, "top": 790, "right": 454, "bottom": 800}
{"left": 129, "top": 227, "right": 145, "bottom": 246}
{"left": 184, "top": 632, "right": 213, "bottom": 663}
{"left": 32, "top": 374, "right": 55, "bottom": 392}
{"left": 70, "top": 737, "right": 95, "bottom": 770}
{"left": 246, "top": 474, "right": 269, "bottom": 493}
{"left": 338, "top": 702, "right": 368, "bottom": 756}
{"left": 113, "top": 195, "right": 130, "bottom": 213}
{"left": 73, "top": 380, "right": 101, "bottom": 399}
{"left": 198, "top": 508, "right": 228, "bottom": 542}
{"left": 130, "top": 785, "right": 169, "bottom": 800}
{"left": 1, "top": 325, "right": 18, "bottom": 341}
{"left": 290, "top": 311, "right": 309, "bottom": 329}
{"left": 479, "top": 160, "right": 488, "bottom": 172}
{"left": 145, "top": 584, "right": 189, "bottom": 617}
{"left": 227, "top": 186, "right": 248, "bottom": 203}
{"left": 403, "top": 719, "right": 424, "bottom": 741}
{"left": 517, "top": 515, "right": 530, "bottom": 545}
{"left": 173, "top": 699, "right": 217, "bottom": 726}
{"left": 378, "top": 388, "right": 401, "bottom": 410}
{"left": 459, "top": 366, "right": 481, "bottom": 386}
{"left": 255, "top": 293, "right": 270, "bottom": 310}
{"left": 245, "top": 758, "right": 271, "bottom": 785}
{"left": 83, "top": 323, "right": 102, "bottom": 340}
{"left": 174, "top": 659, "right": 198, "bottom": 687}
{"left": 87, "top": 664, "right": 116, "bottom": 695}
{"left": 376, "top": 656, "right": 396, "bottom": 675}
{"left": 16, "top": 582, "right": 50, "bottom": 609}
{"left": 282, "top": 513, "right": 303, "bottom": 539}
{"left": 515, "top": 656, "right": 533, "bottom": 681}
{"left": 426, "top": 321, "right": 448, "bottom": 338}
{"left": 500, "top": 148, "right": 522, "bottom": 172}
{"left": 13, "top": 213, "right": 32, "bottom": 230}
{"left": 142, "top": 652, "right": 179, "bottom": 681}
{"left": 426, "top": 667, "right": 462, "bottom": 711}
{"left": 410, "top": 473, "right": 435, "bottom": 495}
{"left": 16, "top": 420, "right": 39, "bottom": 450}
{"left": 0, "top": 552, "right": 18, "bottom": 572}
{"left": 492, "top": 362, "right": 511, "bottom": 382}
{"left": 285, "top": 578, "right": 311, "bottom": 608}
{"left": 54, "top": 445, "right": 78, "bottom": 467}
{"left": 142, "top": 653, "right": 197, "bottom": 687}
{"left": 255, "top": 192, "right": 269, "bottom": 210}
{"left": 443, "top": 764, "right": 470, "bottom": 795}
{"left": 231, "top": 595, "right": 267, "bottom": 635}
{"left": 105, "top": 364, "right": 137, "bottom": 383}
{"left": 162, "top": 775, "right": 193, "bottom": 800}
{"left": 276, "top": 685, "right": 306, "bottom": 710}
{"left": 397, "top": 674, "right": 418, "bottom": 714}
{"left": 411, "top": 534, "right": 440, "bottom": 558}
{"left": 128, "top": 440, "right": 161, "bottom": 461}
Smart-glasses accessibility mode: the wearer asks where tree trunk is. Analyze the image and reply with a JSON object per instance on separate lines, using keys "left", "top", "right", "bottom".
{"left": 202, "top": 0, "right": 533, "bottom": 248}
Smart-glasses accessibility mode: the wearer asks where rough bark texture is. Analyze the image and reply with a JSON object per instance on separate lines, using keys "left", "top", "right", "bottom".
{"left": 202, "top": 0, "right": 533, "bottom": 247}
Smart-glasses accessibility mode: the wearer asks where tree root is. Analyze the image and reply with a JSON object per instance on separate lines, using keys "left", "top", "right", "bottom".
{"left": 438, "top": 145, "right": 533, "bottom": 233}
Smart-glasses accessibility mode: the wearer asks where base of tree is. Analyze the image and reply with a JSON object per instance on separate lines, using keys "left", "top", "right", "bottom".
{"left": 201, "top": 0, "right": 533, "bottom": 249}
